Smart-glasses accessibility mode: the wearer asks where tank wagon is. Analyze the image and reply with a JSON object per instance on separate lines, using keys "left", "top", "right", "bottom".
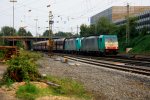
{"left": 33, "top": 35, "right": 118, "bottom": 55}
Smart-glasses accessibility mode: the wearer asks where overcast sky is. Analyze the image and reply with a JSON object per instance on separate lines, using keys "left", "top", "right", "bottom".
{"left": 0, "top": 0, "right": 149, "bottom": 36}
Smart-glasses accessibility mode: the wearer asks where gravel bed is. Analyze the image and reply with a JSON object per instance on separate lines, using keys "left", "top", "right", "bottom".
{"left": 37, "top": 55, "right": 150, "bottom": 100}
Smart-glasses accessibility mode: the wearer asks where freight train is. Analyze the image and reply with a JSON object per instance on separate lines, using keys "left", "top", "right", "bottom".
{"left": 33, "top": 35, "right": 118, "bottom": 55}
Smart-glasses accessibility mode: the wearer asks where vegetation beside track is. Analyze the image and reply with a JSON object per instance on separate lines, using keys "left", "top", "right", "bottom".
{"left": 129, "top": 35, "right": 150, "bottom": 54}
{"left": 16, "top": 76, "right": 91, "bottom": 100}
{"left": 0, "top": 50, "right": 5, "bottom": 59}
{"left": 1, "top": 50, "right": 42, "bottom": 85}
{"left": 119, "top": 35, "right": 150, "bottom": 55}
{"left": 0, "top": 50, "right": 92, "bottom": 100}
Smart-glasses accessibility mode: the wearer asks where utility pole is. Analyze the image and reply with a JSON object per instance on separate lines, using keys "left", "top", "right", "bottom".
{"left": 10, "top": 0, "right": 17, "bottom": 46}
{"left": 77, "top": 25, "right": 79, "bottom": 36}
{"left": 34, "top": 18, "right": 38, "bottom": 42}
{"left": 71, "top": 27, "right": 73, "bottom": 34}
{"left": 126, "top": 3, "right": 130, "bottom": 45}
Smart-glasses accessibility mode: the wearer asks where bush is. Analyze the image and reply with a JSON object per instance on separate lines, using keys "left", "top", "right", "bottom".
{"left": 16, "top": 82, "right": 39, "bottom": 100}
{"left": 19, "top": 50, "right": 43, "bottom": 61}
{"left": 0, "top": 50, "right": 5, "bottom": 59}
{"left": 2, "top": 55, "right": 41, "bottom": 82}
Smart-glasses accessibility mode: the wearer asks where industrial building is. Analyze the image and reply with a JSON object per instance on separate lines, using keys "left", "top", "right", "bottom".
{"left": 90, "top": 6, "right": 150, "bottom": 25}
{"left": 114, "top": 10, "right": 150, "bottom": 32}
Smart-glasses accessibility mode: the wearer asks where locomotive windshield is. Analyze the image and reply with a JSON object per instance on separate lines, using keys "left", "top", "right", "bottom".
{"left": 105, "top": 36, "right": 118, "bottom": 43}
{"left": 104, "top": 36, "right": 118, "bottom": 49}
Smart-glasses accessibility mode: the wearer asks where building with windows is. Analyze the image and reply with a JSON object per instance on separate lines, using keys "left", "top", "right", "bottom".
{"left": 114, "top": 10, "right": 150, "bottom": 32}
{"left": 90, "top": 6, "right": 150, "bottom": 25}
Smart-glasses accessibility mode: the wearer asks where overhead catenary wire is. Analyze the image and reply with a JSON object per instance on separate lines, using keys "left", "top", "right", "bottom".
{"left": 0, "top": 0, "right": 147, "bottom": 34}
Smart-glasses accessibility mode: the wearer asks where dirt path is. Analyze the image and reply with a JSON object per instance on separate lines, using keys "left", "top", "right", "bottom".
{"left": 0, "top": 63, "right": 18, "bottom": 100}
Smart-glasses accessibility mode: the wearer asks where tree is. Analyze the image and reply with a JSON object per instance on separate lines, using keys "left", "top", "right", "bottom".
{"left": 18, "top": 27, "right": 27, "bottom": 36}
{"left": 1, "top": 26, "right": 16, "bottom": 36}
{"left": 26, "top": 31, "right": 33, "bottom": 36}
{"left": 43, "top": 30, "right": 52, "bottom": 37}
{"left": 88, "top": 24, "right": 96, "bottom": 36}
{"left": 80, "top": 24, "right": 90, "bottom": 37}
{"left": 129, "top": 17, "right": 138, "bottom": 38}
{"left": 115, "top": 25, "right": 126, "bottom": 39}
{"left": 95, "top": 17, "right": 116, "bottom": 34}
{"left": 54, "top": 31, "right": 73, "bottom": 38}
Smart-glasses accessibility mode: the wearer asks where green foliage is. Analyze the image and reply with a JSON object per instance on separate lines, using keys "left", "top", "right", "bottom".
{"left": 0, "top": 26, "right": 33, "bottom": 46}
{"left": 17, "top": 28, "right": 33, "bottom": 36}
{"left": 54, "top": 31, "right": 73, "bottom": 38}
{"left": 19, "top": 50, "right": 43, "bottom": 61}
{"left": 3, "top": 56, "right": 41, "bottom": 82}
{"left": 95, "top": 17, "right": 116, "bottom": 34}
{"left": 116, "top": 17, "right": 138, "bottom": 40}
{"left": 140, "top": 27, "right": 149, "bottom": 36}
{"left": 47, "top": 76, "right": 91, "bottom": 99}
{"left": 129, "top": 35, "right": 150, "bottom": 54}
{"left": 0, "top": 50, "right": 5, "bottom": 59}
{"left": 89, "top": 24, "right": 96, "bottom": 35}
{"left": 27, "top": 31, "right": 33, "bottom": 36}
{"left": 5, "top": 78, "right": 14, "bottom": 87}
{"left": 80, "top": 24, "right": 90, "bottom": 36}
{"left": 1, "top": 26, "right": 16, "bottom": 36}
{"left": 115, "top": 25, "right": 126, "bottom": 39}
{"left": 2, "top": 50, "right": 42, "bottom": 82}
{"left": 16, "top": 76, "right": 92, "bottom": 100}
{"left": 18, "top": 27, "right": 27, "bottom": 36}
{"left": 128, "top": 17, "right": 138, "bottom": 38}
{"left": 80, "top": 17, "right": 116, "bottom": 37}
{"left": 16, "top": 82, "right": 39, "bottom": 100}
{"left": 16, "top": 41, "right": 24, "bottom": 48}
{"left": 119, "top": 35, "right": 150, "bottom": 54}
{"left": 43, "top": 30, "right": 52, "bottom": 37}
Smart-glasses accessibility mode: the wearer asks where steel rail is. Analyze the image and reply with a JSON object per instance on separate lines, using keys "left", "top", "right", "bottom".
{"left": 64, "top": 56, "right": 150, "bottom": 76}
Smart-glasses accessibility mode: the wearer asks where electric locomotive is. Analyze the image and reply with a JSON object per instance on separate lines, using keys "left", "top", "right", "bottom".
{"left": 33, "top": 35, "right": 118, "bottom": 55}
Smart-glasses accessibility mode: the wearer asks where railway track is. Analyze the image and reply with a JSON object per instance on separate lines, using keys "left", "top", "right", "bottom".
{"left": 52, "top": 52, "right": 150, "bottom": 76}
{"left": 106, "top": 54, "right": 150, "bottom": 63}
{"left": 54, "top": 53, "right": 150, "bottom": 67}
{"left": 63, "top": 55, "right": 150, "bottom": 76}
{"left": 92, "top": 56, "right": 150, "bottom": 67}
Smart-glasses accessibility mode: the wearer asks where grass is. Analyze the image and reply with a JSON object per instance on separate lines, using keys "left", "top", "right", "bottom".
{"left": 19, "top": 50, "right": 43, "bottom": 61}
{"left": 119, "top": 35, "right": 150, "bottom": 54}
{"left": 46, "top": 76, "right": 92, "bottom": 99}
{"left": 16, "top": 82, "right": 39, "bottom": 100}
{"left": 16, "top": 76, "right": 92, "bottom": 100}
